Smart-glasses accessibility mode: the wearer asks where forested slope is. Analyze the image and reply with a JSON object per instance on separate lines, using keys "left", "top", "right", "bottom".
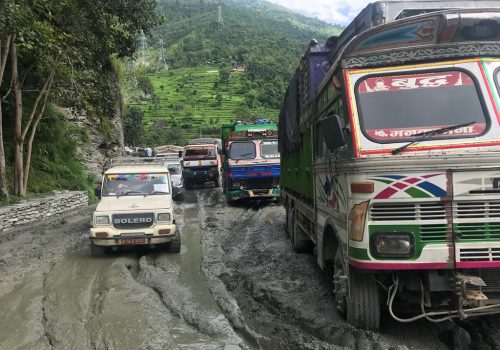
{"left": 123, "top": 0, "right": 342, "bottom": 144}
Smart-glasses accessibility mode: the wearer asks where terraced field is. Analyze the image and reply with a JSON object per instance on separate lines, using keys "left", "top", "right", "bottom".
{"left": 129, "top": 66, "right": 279, "bottom": 139}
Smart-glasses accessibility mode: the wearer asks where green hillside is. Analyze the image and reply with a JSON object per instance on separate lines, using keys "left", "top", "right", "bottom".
{"left": 122, "top": 0, "right": 343, "bottom": 146}
{"left": 128, "top": 66, "right": 277, "bottom": 140}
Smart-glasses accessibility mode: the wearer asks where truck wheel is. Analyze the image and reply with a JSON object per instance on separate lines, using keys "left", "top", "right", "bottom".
{"left": 285, "top": 206, "right": 293, "bottom": 238}
{"left": 90, "top": 241, "right": 106, "bottom": 257}
{"left": 292, "top": 217, "right": 311, "bottom": 253}
{"left": 346, "top": 268, "right": 380, "bottom": 330}
{"left": 168, "top": 230, "right": 181, "bottom": 253}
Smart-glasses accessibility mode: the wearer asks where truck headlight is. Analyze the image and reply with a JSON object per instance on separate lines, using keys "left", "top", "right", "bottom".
{"left": 371, "top": 232, "right": 414, "bottom": 259}
{"left": 95, "top": 215, "right": 110, "bottom": 225}
{"left": 157, "top": 213, "right": 171, "bottom": 222}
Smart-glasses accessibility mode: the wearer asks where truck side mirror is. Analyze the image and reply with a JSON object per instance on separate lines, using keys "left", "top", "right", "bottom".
{"left": 178, "top": 150, "right": 183, "bottom": 158}
{"left": 94, "top": 186, "right": 102, "bottom": 199}
{"left": 320, "top": 115, "right": 346, "bottom": 151}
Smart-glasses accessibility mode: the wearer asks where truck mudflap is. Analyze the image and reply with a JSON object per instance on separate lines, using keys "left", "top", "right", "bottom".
{"left": 227, "top": 187, "right": 281, "bottom": 202}
{"left": 386, "top": 270, "right": 500, "bottom": 323}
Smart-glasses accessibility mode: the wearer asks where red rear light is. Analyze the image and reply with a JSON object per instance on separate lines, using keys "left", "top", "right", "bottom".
{"left": 158, "top": 229, "right": 171, "bottom": 235}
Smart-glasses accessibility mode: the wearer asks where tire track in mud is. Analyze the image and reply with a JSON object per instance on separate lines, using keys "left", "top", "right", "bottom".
{"left": 197, "top": 189, "right": 262, "bottom": 348}
{"left": 197, "top": 192, "right": 457, "bottom": 350}
{"left": 128, "top": 188, "right": 247, "bottom": 349}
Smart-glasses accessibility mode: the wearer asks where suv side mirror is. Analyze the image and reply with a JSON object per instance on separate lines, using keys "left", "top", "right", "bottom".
{"left": 95, "top": 186, "right": 102, "bottom": 199}
{"left": 320, "top": 115, "right": 346, "bottom": 151}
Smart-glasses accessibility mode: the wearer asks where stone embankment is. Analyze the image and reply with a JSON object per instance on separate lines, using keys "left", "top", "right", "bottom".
{"left": 0, "top": 191, "right": 88, "bottom": 231}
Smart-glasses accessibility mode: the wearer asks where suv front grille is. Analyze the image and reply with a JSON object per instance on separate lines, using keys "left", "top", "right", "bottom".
{"left": 112, "top": 213, "right": 154, "bottom": 229}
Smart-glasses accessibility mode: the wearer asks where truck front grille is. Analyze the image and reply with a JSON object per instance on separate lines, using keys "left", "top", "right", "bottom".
{"left": 112, "top": 213, "right": 154, "bottom": 229}
{"left": 369, "top": 202, "right": 446, "bottom": 221}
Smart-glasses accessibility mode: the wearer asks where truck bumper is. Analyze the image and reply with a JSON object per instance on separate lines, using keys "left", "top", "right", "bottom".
{"left": 184, "top": 171, "right": 218, "bottom": 183}
{"left": 90, "top": 224, "right": 177, "bottom": 247}
{"left": 227, "top": 187, "right": 281, "bottom": 202}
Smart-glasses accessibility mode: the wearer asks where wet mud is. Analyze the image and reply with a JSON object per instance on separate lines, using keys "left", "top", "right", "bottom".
{"left": 0, "top": 188, "right": 499, "bottom": 349}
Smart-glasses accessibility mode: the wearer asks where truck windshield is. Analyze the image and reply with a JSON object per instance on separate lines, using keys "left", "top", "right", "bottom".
{"left": 356, "top": 70, "right": 488, "bottom": 143}
{"left": 260, "top": 140, "right": 279, "bottom": 159}
{"left": 184, "top": 148, "right": 216, "bottom": 159}
{"left": 229, "top": 141, "right": 256, "bottom": 160}
{"left": 102, "top": 173, "right": 170, "bottom": 196}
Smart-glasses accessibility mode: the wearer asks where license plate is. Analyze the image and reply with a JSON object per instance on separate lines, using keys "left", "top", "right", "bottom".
{"left": 121, "top": 238, "right": 146, "bottom": 245}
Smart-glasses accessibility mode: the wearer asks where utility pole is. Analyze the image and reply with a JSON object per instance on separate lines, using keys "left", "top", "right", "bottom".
{"left": 217, "top": 5, "right": 224, "bottom": 30}
{"left": 157, "top": 39, "right": 168, "bottom": 72}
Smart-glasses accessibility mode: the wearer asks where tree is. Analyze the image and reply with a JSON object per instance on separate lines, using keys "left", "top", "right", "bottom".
{"left": 124, "top": 107, "right": 145, "bottom": 146}
{"left": 0, "top": 0, "right": 13, "bottom": 200}
{"left": 2, "top": 0, "right": 160, "bottom": 196}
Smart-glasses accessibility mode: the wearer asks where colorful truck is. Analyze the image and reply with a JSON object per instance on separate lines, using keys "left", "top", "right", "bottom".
{"left": 181, "top": 139, "right": 221, "bottom": 189}
{"left": 280, "top": 1, "right": 500, "bottom": 330}
{"left": 221, "top": 121, "right": 280, "bottom": 203}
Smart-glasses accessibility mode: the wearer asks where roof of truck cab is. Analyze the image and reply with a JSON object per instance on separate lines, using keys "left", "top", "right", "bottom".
{"left": 104, "top": 165, "right": 169, "bottom": 175}
{"left": 184, "top": 144, "right": 217, "bottom": 148}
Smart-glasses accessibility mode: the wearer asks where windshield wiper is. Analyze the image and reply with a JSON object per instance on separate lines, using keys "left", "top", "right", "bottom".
{"left": 391, "top": 121, "right": 476, "bottom": 155}
{"left": 116, "top": 190, "right": 141, "bottom": 198}
{"left": 143, "top": 190, "right": 168, "bottom": 197}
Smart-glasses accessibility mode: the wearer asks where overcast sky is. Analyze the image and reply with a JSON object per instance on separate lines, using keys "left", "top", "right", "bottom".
{"left": 266, "top": 0, "right": 372, "bottom": 25}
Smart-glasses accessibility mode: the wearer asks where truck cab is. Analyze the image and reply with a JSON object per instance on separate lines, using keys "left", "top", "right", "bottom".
{"left": 90, "top": 163, "right": 179, "bottom": 256}
{"left": 181, "top": 142, "right": 221, "bottom": 189}
{"left": 221, "top": 122, "right": 281, "bottom": 203}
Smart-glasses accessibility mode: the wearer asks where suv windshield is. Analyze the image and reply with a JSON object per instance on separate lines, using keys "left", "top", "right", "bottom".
{"left": 102, "top": 173, "right": 170, "bottom": 196}
{"left": 260, "top": 140, "right": 279, "bottom": 159}
{"left": 357, "top": 70, "right": 488, "bottom": 143}
{"left": 184, "top": 148, "right": 216, "bottom": 159}
{"left": 229, "top": 141, "right": 256, "bottom": 160}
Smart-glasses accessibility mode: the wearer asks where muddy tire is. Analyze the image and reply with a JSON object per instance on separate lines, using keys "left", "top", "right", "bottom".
{"left": 184, "top": 180, "right": 193, "bottom": 190}
{"left": 90, "top": 241, "right": 106, "bottom": 257}
{"left": 346, "top": 269, "right": 380, "bottom": 331}
{"left": 168, "top": 231, "right": 181, "bottom": 253}
{"left": 214, "top": 174, "right": 221, "bottom": 188}
{"left": 285, "top": 205, "right": 293, "bottom": 238}
{"left": 176, "top": 191, "right": 185, "bottom": 201}
{"left": 292, "top": 217, "right": 311, "bottom": 253}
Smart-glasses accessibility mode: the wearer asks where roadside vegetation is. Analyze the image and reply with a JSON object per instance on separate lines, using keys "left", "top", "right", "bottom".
{"left": 0, "top": 0, "right": 159, "bottom": 201}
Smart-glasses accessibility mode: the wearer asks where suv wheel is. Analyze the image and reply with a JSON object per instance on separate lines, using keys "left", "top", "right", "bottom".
{"left": 90, "top": 241, "right": 106, "bottom": 257}
{"left": 167, "top": 230, "right": 181, "bottom": 253}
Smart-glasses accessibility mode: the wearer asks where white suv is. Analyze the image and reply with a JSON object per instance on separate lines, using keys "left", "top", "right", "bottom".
{"left": 90, "top": 164, "right": 179, "bottom": 256}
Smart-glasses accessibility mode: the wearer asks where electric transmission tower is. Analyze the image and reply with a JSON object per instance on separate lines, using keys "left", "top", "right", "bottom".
{"left": 217, "top": 5, "right": 224, "bottom": 29}
{"left": 156, "top": 39, "right": 169, "bottom": 72}
{"left": 138, "top": 29, "right": 148, "bottom": 66}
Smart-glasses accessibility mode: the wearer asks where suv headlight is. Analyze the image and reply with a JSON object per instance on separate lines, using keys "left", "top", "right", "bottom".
{"left": 172, "top": 180, "right": 181, "bottom": 187}
{"left": 157, "top": 213, "right": 171, "bottom": 222}
{"left": 370, "top": 232, "right": 414, "bottom": 259}
{"left": 95, "top": 215, "right": 110, "bottom": 225}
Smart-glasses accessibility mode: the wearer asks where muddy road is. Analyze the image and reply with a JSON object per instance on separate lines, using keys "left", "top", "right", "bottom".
{"left": 0, "top": 187, "right": 499, "bottom": 350}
